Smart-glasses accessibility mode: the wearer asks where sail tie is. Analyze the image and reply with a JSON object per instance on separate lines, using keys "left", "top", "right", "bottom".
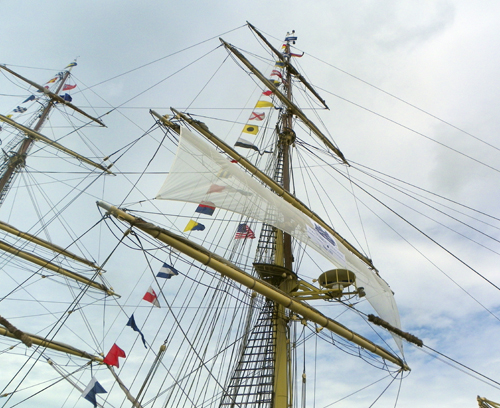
{"left": 0, "top": 315, "right": 32, "bottom": 347}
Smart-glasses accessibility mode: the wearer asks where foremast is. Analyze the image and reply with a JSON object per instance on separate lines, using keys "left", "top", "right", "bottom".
{"left": 0, "top": 64, "right": 117, "bottom": 362}
{"left": 0, "top": 63, "right": 110, "bottom": 206}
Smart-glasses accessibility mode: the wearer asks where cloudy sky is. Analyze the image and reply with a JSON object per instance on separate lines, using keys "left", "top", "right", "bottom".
{"left": 2, "top": 1, "right": 500, "bottom": 407}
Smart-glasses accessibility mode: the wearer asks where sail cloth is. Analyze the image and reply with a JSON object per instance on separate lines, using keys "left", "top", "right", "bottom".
{"left": 156, "top": 127, "right": 403, "bottom": 353}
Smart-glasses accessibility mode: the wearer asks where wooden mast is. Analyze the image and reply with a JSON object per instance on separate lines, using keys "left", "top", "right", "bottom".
{"left": 0, "top": 63, "right": 111, "bottom": 206}
{"left": 272, "top": 32, "right": 295, "bottom": 408}
{"left": 0, "top": 66, "right": 73, "bottom": 201}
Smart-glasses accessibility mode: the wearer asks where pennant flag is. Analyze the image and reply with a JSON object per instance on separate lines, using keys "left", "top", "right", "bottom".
{"left": 143, "top": 286, "right": 160, "bottom": 307}
{"left": 285, "top": 35, "right": 298, "bottom": 42}
{"left": 103, "top": 343, "right": 126, "bottom": 367}
{"left": 195, "top": 201, "right": 216, "bottom": 215}
{"left": 235, "top": 137, "right": 260, "bottom": 153}
{"left": 290, "top": 52, "right": 304, "bottom": 58}
{"left": 184, "top": 220, "right": 205, "bottom": 232}
{"left": 63, "top": 83, "right": 77, "bottom": 91}
{"left": 271, "top": 70, "right": 283, "bottom": 79}
{"left": 6, "top": 114, "right": 13, "bottom": 119}
{"left": 82, "top": 376, "right": 107, "bottom": 407}
{"left": 126, "top": 314, "right": 147, "bottom": 348}
{"left": 13, "top": 106, "right": 27, "bottom": 113}
{"left": 235, "top": 224, "right": 256, "bottom": 239}
{"left": 242, "top": 125, "right": 259, "bottom": 135}
{"left": 269, "top": 79, "right": 281, "bottom": 86}
{"left": 46, "top": 77, "right": 58, "bottom": 84}
{"left": 275, "top": 61, "right": 285, "bottom": 68}
{"left": 65, "top": 62, "right": 77, "bottom": 68}
{"left": 262, "top": 90, "right": 273, "bottom": 96}
{"left": 249, "top": 112, "right": 265, "bottom": 121}
{"left": 207, "top": 184, "right": 225, "bottom": 194}
{"left": 255, "top": 100, "right": 274, "bottom": 108}
{"left": 22, "top": 95, "right": 36, "bottom": 103}
{"left": 59, "top": 93, "right": 72, "bottom": 102}
{"left": 157, "top": 262, "right": 179, "bottom": 279}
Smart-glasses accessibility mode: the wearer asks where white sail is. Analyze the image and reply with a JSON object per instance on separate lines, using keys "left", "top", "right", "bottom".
{"left": 156, "top": 126, "right": 403, "bottom": 353}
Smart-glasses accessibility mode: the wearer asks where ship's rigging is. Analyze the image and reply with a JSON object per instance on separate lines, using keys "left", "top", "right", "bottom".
{"left": 0, "top": 21, "right": 499, "bottom": 408}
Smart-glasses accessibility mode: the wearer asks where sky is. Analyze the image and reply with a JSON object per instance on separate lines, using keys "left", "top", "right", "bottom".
{"left": 2, "top": 1, "right": 500, "bottom": 407}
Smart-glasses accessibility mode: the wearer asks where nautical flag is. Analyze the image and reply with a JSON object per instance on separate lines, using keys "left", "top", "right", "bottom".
{"left": 249, "top": 112, "right": 265, "bottom": 121}
{"left": 235, "top": 138, "right": 260, "bottom": 152}
{"left": 46, "top": 77, "right": 58, "bottom": 84}
{"left": 242, "top": 125, "right": 259, "bottom": 135}
{"left": 271, "top": 70, "right": 283, "bottom": 78}
{"left": 285, "top": 35, "right": 298, "bottom": 42}
{"left": 262, "top": 90, "right": 273, "bottom": 96}
{"left": 184, "top": 220, "right": 205, "bottom": 232}
{"left": 22, "top": 95, "right": 35, "bottom": 103}
{"left": 275, "top": 61, "right": 285, "bottom": 68}
{"left": 235, "top": 224, "right": 255, "bottom": 239}
{"left": 13, "top": 106, "right": 27, "bottom": 113}
{"left": 269, "top": 79, "right": 281, "bottom": 86}
{"left": 157, "top": 262, "right": 179, "bottom": 279}
{"left": 60, "top": 93, "right": 72, "bottom": 102}
{"left": 63, "top": 84, "right": 77, "bottom": 91}
{"left": 195, "top": 201, "right": 216, "bottom": 215}
{"left": 290, "top": 52, "right": 304, "bottom": 58}
{"left": 207, "top": 184, "right": 225, "bottom": 194}
{"left": 126, "top": 314, "right": 147, "bottom": 348}
{"left": 82, "top": 376, "right": 107, "bottom": 407}
{"left": 255, "top": 100, "right": 274, "bottom": 108}
{"left": 143, "top": 286, "right": 160, "bottom": 307}
{"left": 103, "top": 343, "right": 126, "bottom": 367}
{"left": 65, "top": 62, "right": 77, "bottom": 68}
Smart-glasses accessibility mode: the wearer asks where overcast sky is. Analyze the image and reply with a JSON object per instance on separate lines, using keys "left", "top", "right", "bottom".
{"left": 2, "top": 1, "right": 500, "bottom": 407}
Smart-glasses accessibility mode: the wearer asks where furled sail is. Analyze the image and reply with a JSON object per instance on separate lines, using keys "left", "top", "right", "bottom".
{"left": 156, "top": 126, "right": 403, "bottom": 352}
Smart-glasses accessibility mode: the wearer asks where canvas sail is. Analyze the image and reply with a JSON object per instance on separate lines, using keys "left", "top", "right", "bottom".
{"left": 157, "top": 126, "right": 403, "bottom": 352}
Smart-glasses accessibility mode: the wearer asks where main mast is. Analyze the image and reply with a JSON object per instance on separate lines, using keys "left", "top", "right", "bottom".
{"left": 267, "top": 32, "right": 296, "bottom": 407}
{"left": 145, "top": 26, "right": 411, "bottom": 407}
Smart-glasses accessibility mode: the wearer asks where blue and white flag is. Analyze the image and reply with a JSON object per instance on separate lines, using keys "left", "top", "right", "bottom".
{"left": 82, "top": 376, "right": 106, "bottom": 407}
{"left": 157, "top": 262, "right": 179, "bottom": 279}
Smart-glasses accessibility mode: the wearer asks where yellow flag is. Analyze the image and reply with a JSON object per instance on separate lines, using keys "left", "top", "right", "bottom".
{"left": 242, "top": 125, "right": 259, "bottom": 135}
{"left": 255, "top": 100, "right": 273, "bottom": 108}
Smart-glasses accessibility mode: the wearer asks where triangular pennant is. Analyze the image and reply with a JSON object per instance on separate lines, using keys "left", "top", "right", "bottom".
{"left": 126, "top": 314, "right": 147, "bottom": 348}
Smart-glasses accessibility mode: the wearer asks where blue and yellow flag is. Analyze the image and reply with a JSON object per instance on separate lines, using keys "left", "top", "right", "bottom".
{"left": 184, "top": 220, "right": 205, "bottom": 232}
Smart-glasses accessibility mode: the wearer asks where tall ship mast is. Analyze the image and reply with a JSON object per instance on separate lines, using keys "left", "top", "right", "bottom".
{"left": 1, "top": 22, "right": 498, "bottom": 408}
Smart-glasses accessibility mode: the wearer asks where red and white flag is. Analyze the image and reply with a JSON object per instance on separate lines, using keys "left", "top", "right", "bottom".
{"left": 143, "top": 286, "right": 160, "bottom": 308}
